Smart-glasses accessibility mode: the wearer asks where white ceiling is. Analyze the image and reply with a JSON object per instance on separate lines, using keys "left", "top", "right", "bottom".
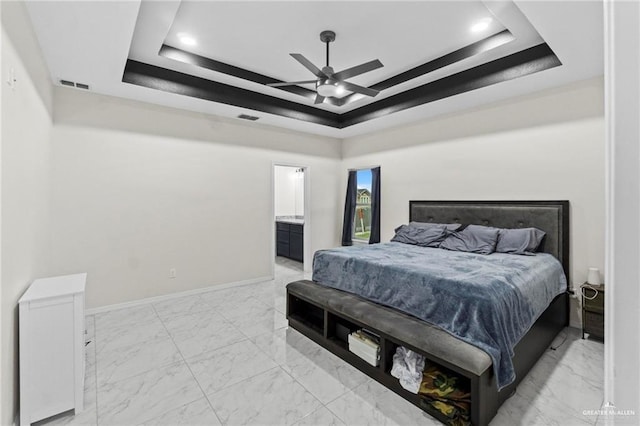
{"left": 164, "top": 1, "right": 504, "bottom": 94}
{"left": 24, "top": 0, "right": 603, "bottom": 138}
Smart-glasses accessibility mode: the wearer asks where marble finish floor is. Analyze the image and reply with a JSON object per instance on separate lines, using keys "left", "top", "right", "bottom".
{"left": 37, "top": 257, "right": 604, "bottom": 426}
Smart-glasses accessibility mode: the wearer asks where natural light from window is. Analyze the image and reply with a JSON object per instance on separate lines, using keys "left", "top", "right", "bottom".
{"left": 353, "top": 169, "right": 372, "bottom": 241}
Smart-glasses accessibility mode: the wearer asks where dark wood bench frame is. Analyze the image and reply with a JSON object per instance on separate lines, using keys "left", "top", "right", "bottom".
{"left": 286, "top": 201, "right": 570, "bottom": 426}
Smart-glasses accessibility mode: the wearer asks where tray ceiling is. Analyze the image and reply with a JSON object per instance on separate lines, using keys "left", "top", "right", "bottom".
{"left": 25, "top": 1, "right": 603, "bottom": 137}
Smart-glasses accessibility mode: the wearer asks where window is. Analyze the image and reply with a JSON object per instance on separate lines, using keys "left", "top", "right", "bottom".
{"left": 353, "top": 169, "right": 372, "bottom": 241}
{"left": 341, "top": 166, "right": 380, "bottom": 246}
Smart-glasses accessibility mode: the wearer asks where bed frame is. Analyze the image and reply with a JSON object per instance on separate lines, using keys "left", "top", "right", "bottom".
{"left": 286, "top": 200, "right": 570, "bottom": 425}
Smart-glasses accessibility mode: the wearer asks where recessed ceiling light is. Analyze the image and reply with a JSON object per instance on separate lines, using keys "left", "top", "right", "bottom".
{"left": 177, "top": 32, "right": 197, "bottom": 46}
{"left": 471, "top": 18, "right": 492, "bottom": 33}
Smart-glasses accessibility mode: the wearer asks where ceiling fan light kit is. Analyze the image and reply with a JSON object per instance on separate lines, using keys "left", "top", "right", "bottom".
{"left": 316, "top": 78, "right": 344, "bottom": 97}
{"left": 267, "top": 30, "right": 383, "bottom": 104}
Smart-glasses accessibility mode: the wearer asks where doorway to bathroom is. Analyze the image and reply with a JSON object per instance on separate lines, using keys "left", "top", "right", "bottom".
{"left": 273, "top": 164, "right": 308, "bottom": 277}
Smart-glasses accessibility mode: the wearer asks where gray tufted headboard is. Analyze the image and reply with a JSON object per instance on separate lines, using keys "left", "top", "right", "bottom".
{"left": 409, "top": 201, "right": 570, "bottom": 281}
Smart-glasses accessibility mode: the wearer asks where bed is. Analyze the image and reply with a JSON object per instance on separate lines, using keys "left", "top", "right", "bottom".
{"left": 286, "top": 200, "right": 570, "bottom": 425}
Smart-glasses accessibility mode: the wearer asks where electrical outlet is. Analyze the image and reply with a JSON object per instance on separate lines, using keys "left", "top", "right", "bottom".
{"left": 574, "top": 285, "right": 583, "bottom": 298}
{"left": 571, "top": 285, "right": 583, "bottom": 308}
{"left": 169, "top": 268, "right": 176, "bottom": 279}
{"left": 568, "top": 284, "right": 579, "bottom": 299}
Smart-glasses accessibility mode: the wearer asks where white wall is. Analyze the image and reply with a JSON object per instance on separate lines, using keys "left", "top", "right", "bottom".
{"left": 294, "top": 170, "right": 304, "bottom": 217}
{"left": 342, "top": 77, "right": 605, "bottom": 328}
{"left": 0, "top": 1, "right": 4, "bottom": 420}
{"left": 604, "top": 0, "right": 640, "bottom": 421}
{"left": 1, "top": 1, "right": 54, "bottom": 424}
{"left": 50, "top": 89, "right": 341, "bottom": 309}
{"left": 0, "top": 1, "right": 3, "bottom": 420}
{"left": 274, "top": 165, "right": 304, "bottom": 217}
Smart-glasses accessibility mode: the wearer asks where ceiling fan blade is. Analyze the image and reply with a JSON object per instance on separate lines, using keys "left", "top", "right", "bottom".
{"left": 290, "top": 53, "right": 326, "bottom": 78}
{"left": 339, "top": 81, "right": 380, "bottom": 97}
{"left": 267, "top": 80, "right": 317, "bottom": 87}
{"left": 333, "top": 59, "right": 383, "bottom": 81}
{"left": 314, "top": 94, "right": 325, "bottom": 104}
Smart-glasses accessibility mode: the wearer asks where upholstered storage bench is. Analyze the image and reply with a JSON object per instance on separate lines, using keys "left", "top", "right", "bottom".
{"left": 286, "top": 279, "right": 568, "bottom": 426}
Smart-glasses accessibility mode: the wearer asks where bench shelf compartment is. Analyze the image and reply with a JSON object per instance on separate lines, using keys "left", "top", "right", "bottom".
{"left": 286, "top": 280, "right": 568, "bottom": 426}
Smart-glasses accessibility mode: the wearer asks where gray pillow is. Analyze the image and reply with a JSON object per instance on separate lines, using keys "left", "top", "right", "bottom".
{"left": 440, "top": 224, "right": 500, "bottom": 255}
{"left": 391, "top": 224, "right": 449, "bottom": 247}
{"left": 496, "top": 228, "right": 546, "bottom": 255}
{"left": 409, "top": 221, "right": 462, "bottom": 231}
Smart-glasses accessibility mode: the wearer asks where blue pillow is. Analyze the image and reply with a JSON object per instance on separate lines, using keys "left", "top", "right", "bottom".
{"left": 496, "top": 228, "right": 546, "bottom": 255}
{"left": 440, "top": 224, "right": 500, "bottom": 255}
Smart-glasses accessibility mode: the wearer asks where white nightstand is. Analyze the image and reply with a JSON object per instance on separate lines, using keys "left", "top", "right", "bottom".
{"left": 19, "top": 273, "right": 87, "bottom": 425}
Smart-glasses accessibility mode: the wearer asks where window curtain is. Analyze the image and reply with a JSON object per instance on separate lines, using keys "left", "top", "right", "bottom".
{"left": 341, "top": 170, "right": 357, "bottom": 246}
{"left": 369, "top": 166, "right": 381, "bottom": 244}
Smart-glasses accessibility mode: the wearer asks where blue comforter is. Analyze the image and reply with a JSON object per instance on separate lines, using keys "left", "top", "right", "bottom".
{"left": 312, "top": 242, "right": 567, "bottom": 389}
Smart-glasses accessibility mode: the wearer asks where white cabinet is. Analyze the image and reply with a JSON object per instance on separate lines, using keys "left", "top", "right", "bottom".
{"left": 19, "top": 273, "right": 87, "bottom": 426}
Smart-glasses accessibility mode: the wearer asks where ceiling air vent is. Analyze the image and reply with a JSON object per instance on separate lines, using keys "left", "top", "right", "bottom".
{"left": 59, "top": 79, "right": 90, "bottom": 90}
{"left": 237, "top": 114, "right": 259, "bottom": 121}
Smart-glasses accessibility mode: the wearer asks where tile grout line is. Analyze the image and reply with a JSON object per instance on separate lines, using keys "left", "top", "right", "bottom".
{"left": 95, "top": 358, "right": 185, "bottom": 388}
{"left": 91, "top": 265, "right": 312, "bottom": 425}
{"left": 276, "top": 362, "right": 328, "bottom": 417}
{"left": 267, "top": 322, "right": 371, "bottom": 411}
{"left": 150, "top": 302, "right": 225, "bottom": 426}
{"left": 152, "top": 296, "right": 213, "bottom": 322}
{"left": 35, "top": 268, "right": 298, "bottom": 425}
{"left": 198, "top": 354, "right": 283, "bottom": 395}
{"left": 167, "top": 295, "right": 257, "bottom": 359}
{"left": 93, "top": 305, "right": 183, "bottom": 386}
{"left": 180, "top": 268, "right": 311, "bottom": 423}
{"left": 157, "top": 297, "right": 290, "bottom": 371}
{"left": 205, "top": 364, "right": 322, "bottom": 426}
{"left": 277, "top": 348, "right": 365, "bottom": 411}
{"left": 95, "top": 304, "right": 198, "bottom": 424}
{"left": 199, "top": 292, "right": 285, "bottom": 341}
{"left": 291, "top": 405, "right": 338, "bottom": 426}
{"left": 255, "top": 326, "right": 361, "bottom": 424}
{"left": 275, "top": 262, "right": 420, "bottom": 425}
{"left": 252, "top": 270, "right": 348, "bottom": 421}
{"left": 322, "top": 379, "right": 372, "bottom": 425}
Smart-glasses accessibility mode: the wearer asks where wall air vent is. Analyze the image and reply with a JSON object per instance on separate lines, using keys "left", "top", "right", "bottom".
{"left": 237, "top": 114, "right": 259, "bottom": 121}
{"left": 59, "top": 79, "right": 90, "bottom": 90}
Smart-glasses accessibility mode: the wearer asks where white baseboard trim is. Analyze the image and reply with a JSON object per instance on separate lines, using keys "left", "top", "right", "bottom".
{"left": 85, "top": 275, "right": 273, "bottom": 315}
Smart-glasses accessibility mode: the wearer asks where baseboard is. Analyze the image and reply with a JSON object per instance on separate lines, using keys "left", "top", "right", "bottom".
{"left": 85, "top": 275, "right": 273, "bottom": 315}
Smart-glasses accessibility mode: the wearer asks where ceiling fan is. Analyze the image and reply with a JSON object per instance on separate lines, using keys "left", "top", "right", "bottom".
{"left": 267, "top": 30, "right": 383, "bottom": 104}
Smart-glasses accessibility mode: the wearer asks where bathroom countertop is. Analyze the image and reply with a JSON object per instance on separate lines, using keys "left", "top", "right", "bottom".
{"left": 276, "top": 216, "right": 304, "bottom": 225}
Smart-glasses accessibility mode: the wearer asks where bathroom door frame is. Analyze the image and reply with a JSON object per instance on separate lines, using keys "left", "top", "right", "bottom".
{"left": 271, "top": 162, "right": 311, "bottom": 277}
